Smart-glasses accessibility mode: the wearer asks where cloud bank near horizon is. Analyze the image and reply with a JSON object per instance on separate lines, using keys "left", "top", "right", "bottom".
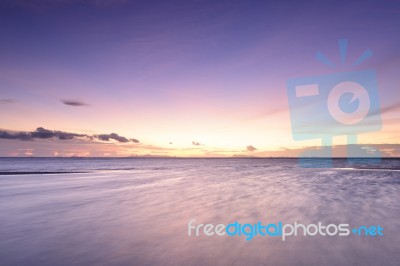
{"left": 0, "top": 127, "right": 139, "bottom": 143}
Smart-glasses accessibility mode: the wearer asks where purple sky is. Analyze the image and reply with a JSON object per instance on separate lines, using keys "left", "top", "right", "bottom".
{"left": 0, "top": 0, "right": 399, "bottom": 157}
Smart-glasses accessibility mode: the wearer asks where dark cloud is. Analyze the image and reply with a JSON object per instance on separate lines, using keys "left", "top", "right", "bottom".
{"left": 31, "top": 127, "right": 86, "bottom": 140}
{"left": 0, "top": 99, "right": 16, "bottom": 104}
{"left": 247, "top": 145, "right": 257, "bottom": 152}
{"left": 192, "top": 141, "right": 201, "bottom": 146}
{"left": 0, "top": 127, "right": 139, "bottom": 143}
{"left": 61, "top": 99, "right": 89, "bottom": 107}
{"left": 0, "top": 131, "right": 31, "bottom": 140}
{"left": 97, "top": 133, "right": 129, "bottom": 143}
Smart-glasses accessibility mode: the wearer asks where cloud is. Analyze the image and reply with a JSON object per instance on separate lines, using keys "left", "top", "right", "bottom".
{"left": 246, "top": 145, "right": 257, "bottom": 152}
{"left": 192, "top": 141, "right": 201, "bottom": 146}
{"left": 32, "top": 127, "right": 86, "bottom": 140}
{"left": 61, "top": 99, "right": 89, "bottom": 107}
{"left": 0, "top": 131, "right": 32, "bottom": 140}
{"left": 0, "top": 99, "right": 16, "bottom": 104}
{"left": 0, "top": 127, "right": 139, "bottom": 143}
{"left": 97, "top": 133, "right": 129, "bottom": 143}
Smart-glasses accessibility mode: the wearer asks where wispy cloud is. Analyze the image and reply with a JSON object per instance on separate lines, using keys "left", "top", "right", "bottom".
{"left": 61, "top": 99, "right": 89, "bottom": 107}
{"left": 0, "top": 127, "right": 139, "bottom": 143}
{"left": 0, "top": 98, "right": 16, "bottom": 104}
{"left": 378, "top": 103, "right": 400, "bottom": 115}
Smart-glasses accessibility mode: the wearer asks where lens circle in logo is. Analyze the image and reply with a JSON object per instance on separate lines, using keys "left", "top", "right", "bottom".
{"left": 327, "top": 81, "right": 370, "bottom": 125}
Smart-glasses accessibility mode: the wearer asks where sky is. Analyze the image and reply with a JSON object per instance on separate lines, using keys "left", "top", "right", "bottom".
{"left": 0, "top": 0, "right": 399, "bottom": 157}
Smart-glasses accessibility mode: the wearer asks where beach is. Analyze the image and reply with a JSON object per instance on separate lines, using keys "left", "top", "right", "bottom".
{"left": 0, "top": 158, "right": 399, "bottom": 265}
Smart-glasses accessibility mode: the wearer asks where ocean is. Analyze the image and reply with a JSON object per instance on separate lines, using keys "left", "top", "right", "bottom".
{"left": 0, "top": 158, "right": 399, "bottom": 265}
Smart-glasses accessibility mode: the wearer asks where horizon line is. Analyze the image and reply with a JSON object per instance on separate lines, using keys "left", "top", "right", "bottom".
{"left": 1, "top": 156, "right": 399, "bottom": 159}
